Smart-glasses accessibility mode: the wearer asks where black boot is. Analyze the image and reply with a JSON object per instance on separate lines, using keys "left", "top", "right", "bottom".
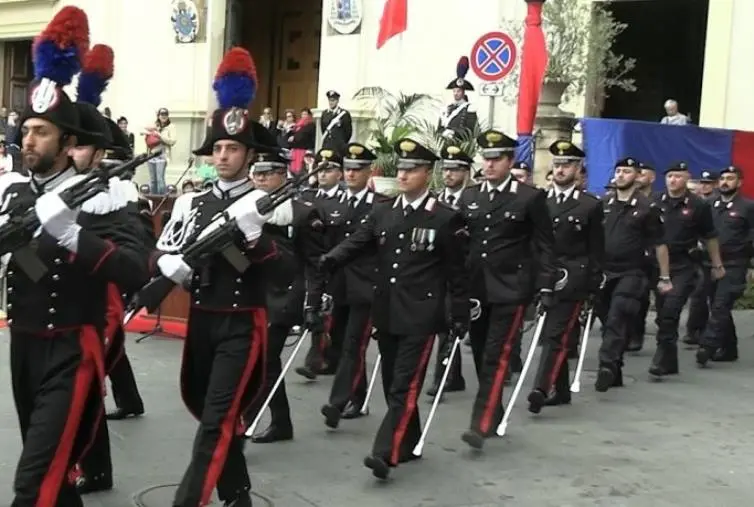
{"left": 649, "top": 343, "right": 679, "bottom": 378}
{"left": 75, "top": 471, "right": 113, "bottom": 495}
{"left": 224, "top": 491, "right": 253, "bottom": 506}
{"left": 545, "top": 361, "right": 572, "bottom": 406}
{"left": 696, "top": 346, "right": 714, "bottom": 367}
{"left": 595, "top": 362, "right": 616, "bottom": 392}
{"left": 682, "top": 331, "right": 699, "bottom": 346}
{"left": 250, "top": 421, "right": 293, "bottom": 443}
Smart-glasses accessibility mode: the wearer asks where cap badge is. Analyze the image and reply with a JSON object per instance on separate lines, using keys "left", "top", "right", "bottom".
{"left": 456, "top": 78, "right": 464, "bottom": 87}
{"left": 447, "top": 146, "right": 461, "bottom": 156}
{"left": 257, "top": 153, "right": 267, "bottom": 161}
{"left": 399, "top": 140, "right": 416, "bottom": 153}
{"left": 485, "top": 132, "right": 503, "bottom": 143}
{"left": 627, "top": 158, "right": 634, "bottom": 165}
{"left": 222, "top": 107, "right": 247, "bottom": 136}
{"left": 320, "top": 149, "right": 333, "bottom": 160}
{"left": 30, "top": 78, "right": 60, "bottom": 114}
{"left": 348, "top": 144, "right": 364, "bottom": 157}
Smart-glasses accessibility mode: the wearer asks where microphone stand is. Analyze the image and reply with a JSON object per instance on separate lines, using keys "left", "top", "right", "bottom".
{"left": 135, "top": 304, "right": 184, "bottom": 343}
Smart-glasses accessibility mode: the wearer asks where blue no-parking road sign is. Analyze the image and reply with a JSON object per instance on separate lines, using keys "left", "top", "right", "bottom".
{"left": 470, "top": 31, "right": 518, "bottom": 82}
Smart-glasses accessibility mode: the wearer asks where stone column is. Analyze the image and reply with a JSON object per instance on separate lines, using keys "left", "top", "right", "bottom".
{"left": 532, "top": 81, "right": 577, "bottom": 187}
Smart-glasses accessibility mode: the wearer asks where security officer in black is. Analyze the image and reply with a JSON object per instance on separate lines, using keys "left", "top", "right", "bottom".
{"left": 684, "top": 170, "right": 719, "bottom": 345}
{"left": 458, "top": 129, "right": 556, "bottom": 449}
{"left": 528, "top": 141, "right": 604, "bottom": 413}
{"left": 649, "top": 162, "right": 721, "bottom": 377}
{"left": 297, "top": 149, "right": 346, "bottom": 378}
{"left": 320, "top": 138, "right": 469, "bottom": 480}
{"left": 426, "top": 145, "right": 473, "bottom": 398}
{"left": 246, "top": 150, "right": 328, "bottom": 443}
{"left": 627, "top": 161, "right": 658, "bottom": 352}
{"left": 697, "top": 166, "right": 754, "bottom": 366}
{"left": 320, "top": 90, "right": 353, "bottom": 152}
{"left": 597, "top": 157, "right": 669, "bottom": 391}
{"left": 320, "top": 143, "right": 389, "bottom": 427}
{"left": 511, "top": 160, "right": 532, "bottom": 184}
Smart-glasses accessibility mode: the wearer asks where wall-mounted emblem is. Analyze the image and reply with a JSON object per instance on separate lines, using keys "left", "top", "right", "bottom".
{"left": 327, "top": 0, "right": 363, "bottom": 35}
{"left": 171, "top": 0, "right": 200, "bottom": 43}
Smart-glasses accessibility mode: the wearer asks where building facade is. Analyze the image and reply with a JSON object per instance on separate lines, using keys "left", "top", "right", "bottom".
{"left": 0, "top": 0, "right": 750, "bottom": 183}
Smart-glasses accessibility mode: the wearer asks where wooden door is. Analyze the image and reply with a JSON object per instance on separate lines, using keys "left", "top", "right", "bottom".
{"left": 3, "top": 40, "right": 33, "bottom": 112}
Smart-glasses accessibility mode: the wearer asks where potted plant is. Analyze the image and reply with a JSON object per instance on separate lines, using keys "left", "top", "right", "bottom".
{"left": 414, "top": 119, "right": 486, "bottom": 190}
{"left": 352, "top": 88, "right": 439, "bottom": 195}
{"left": 500, "top": 0, "right": 636, "bottom": 113}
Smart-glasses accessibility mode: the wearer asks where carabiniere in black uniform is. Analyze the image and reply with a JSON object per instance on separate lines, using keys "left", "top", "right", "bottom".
{"left": 597, "top": 157, "right": 666, "bottom": 392}
{"left": 320, "top": 143, "right": 389, "bottom": 429}
{"left": 528, "top": 141, "right": 604, "bottom": 414}
{"left": 245, "top": 150, "right": 327, "bottom": 444}
{"left": 697, "top": 165, "right": 754, "bottom": 366}
{"left": 457, "top": 130, "right": 556, "bottom": 449}
{"left": 321, "top": 138, "right": 469, "bottom": 480}
{"left": 155, "top": 46, "right": 284, "bottom": 507}
{"left": 650, "top": 162, "right": 719, "bottom": 378}
{"left": 4, "top": 17, "right": 154, "bottom": 504}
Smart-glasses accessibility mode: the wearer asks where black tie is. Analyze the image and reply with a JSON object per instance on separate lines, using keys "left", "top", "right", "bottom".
{"left": 489, "top": 189, "right": 497, "bottom": 201}
{"left": 446, "top": 194, "right": 455, "bottom": 206}
{"left": 348, "top": 196, "right": 358, "bottom": 208}
{"left": 404, "top": 205, "right": 414, "bottom": 217}
{"left": 557, "top": 193, "right": 565, "bottom": 204}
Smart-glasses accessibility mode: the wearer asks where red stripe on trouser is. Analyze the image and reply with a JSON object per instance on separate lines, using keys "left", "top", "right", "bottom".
{"left": 480, "top": 305, "right": 525, "bottom": 435}
{"left": 390, "top": 335, "right": 435, "bottom": 465}
{"left": 350, "top": 318, "right": 373, "bottom": 395}
{"left": 200, "top": 308, "right": 266, "bottom": 505}
{"left": 547, "top": 302, "right": 582, "bottom": 389}
{"left": 37, "top": 326, "right": 101, "bottom": 507}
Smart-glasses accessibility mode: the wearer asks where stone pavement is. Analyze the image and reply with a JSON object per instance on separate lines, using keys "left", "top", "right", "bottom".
{"left": 1, "top": 312, "right": 754, "bottom": 507}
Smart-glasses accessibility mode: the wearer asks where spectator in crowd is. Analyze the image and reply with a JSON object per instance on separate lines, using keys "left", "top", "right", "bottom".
{"left": 142, "top": 107, "right": 177, "bottom": 194}
{"left": 0, "top": 141, "right": 12, "bottom": 174}
{"left": 661, "top": 99, "right": 690, "bottom": 125}
{"left": 0, "top": 106, "right": 7, "bottom": 137}
{"left": 277, "top": 108, "right": 297, "bottom": 148}
{"left": 286, "top": 107, "right": 316, "bottom": 174}
{"left": 181, "top": 180, "right": 195, "bottom": 194}
{"left": 103, "top": 106, "right": 112, "bottom": 119}
{"left": 259, "top": 107, "right": 279, "bottom": 138}
{"left": 117, "top": 116, "right": 135, "bottom": 150}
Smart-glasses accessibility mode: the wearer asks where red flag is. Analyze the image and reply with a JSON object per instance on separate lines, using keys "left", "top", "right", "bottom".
{"left": 377, "top": 0, "right": 407, "bottom": 49}
{"left": 516, "top": 0, "right": 549, "bottom": 135}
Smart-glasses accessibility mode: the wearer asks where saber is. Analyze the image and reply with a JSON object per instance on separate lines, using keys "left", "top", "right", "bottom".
{"left": 570, "top": 307, "right": 594, "bottom": 393}
{"left": 245, "top": 329, "right": 310, "bottom": 438}
{"left": 413, "top": 332, "right": 460, "bottom": 457}
{"left": 496, "top": 310, "right": 548, "bottom": 437}
{"left": 360, "top": 351, "right": 381, "bottom": 415}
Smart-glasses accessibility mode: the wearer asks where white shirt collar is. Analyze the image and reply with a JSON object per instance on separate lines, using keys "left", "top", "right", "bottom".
{"left": 484, "top": 175, "right": 511, "bottom": 193}
{"left": 401, "top": 189, "right": 430, "bottom": 210}
{"left": 318, "top": 185, "right": 340, "bottom": 198}
{"left": 552, "top": 184, "right": 576, "bottom": 200}
{"left": 346, "top": 186, "right": 369, "bottom": 205}
{"left": 444, "top": 186, "right": 464, "bottom": 201}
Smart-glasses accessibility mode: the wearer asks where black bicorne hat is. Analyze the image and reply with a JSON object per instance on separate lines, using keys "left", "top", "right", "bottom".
{"left": 446, "top": 56, "right": 474, "bottom": 91}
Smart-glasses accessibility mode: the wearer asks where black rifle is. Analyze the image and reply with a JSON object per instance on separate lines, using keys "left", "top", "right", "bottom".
{"left": 0, "top": 152, "right": 159, "bottom": 281}
{"left": 123, "top": 162, "right": 329, "bottom": 323}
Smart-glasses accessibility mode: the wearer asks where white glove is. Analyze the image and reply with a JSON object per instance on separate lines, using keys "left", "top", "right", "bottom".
{"left": 266, "top": 200, "right": 293, "bottom": 226}
{"left": 35, "top": 192, "right": 81, "bottom": 252}
{"left": 228, "top": 189, "right": 271, "bottom": 243}
{"left": 442, "top": 129, "right": 455, "bottom": 139}
{"left": 156, "top": 254, "right": 192, "bottom": 284}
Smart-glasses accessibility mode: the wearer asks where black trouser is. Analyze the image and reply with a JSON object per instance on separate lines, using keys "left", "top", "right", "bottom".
{"left": 699, "top": 264, "right": 747, "bottom": 352}
{"left": 328, "top": 304, "right": 373, "bottom": 409}
{"left": 107, "top": 327, "right": 144, "bottom": 412}
{"left": 10, "top": 326, "right": 104, "bottom": 507}
{"left": 654, "top": 264, "right": 698, "bottom": 346}
{"left": 302, "top": 312, "right": 334, "bottom": 372}
{"left": 371, "top": 333, "right": 434, "bottom": 466}
{"left": 173, "top": 309, "right": 267, "bottom": 507}
{"left": 533, "top": 299, "right": 583, "bottom": 394}
{"left": 686, "top": 267, "right": 709, "bottom": 337}
{"left": 245, "top": 322, "right": 292, "bottom": 427}
{"left": 630, "top": 266, "right": 656, "bottom": 347}
{"left": 597, "top": 273, "right": 647, "bottom": 366}
{"left": 468, "top": 304, "right": 526, "bottom": 436}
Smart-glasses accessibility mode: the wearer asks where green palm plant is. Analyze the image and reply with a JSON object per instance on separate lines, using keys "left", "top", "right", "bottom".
{"left": 352, "top": 87, "right": 440, "bottom": 177}
{"left": 414, "top": 118, "right": 487, "bottom": 189}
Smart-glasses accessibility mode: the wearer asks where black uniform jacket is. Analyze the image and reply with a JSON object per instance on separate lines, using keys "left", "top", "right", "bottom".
{"left": 708, "top": 193, "right": 754, "bottom": 266}
{"left": 438, "top": 101, "right": 478, "bottom": 139}
{"left": 262, "top": 197, "right": 327, "bottom": 325}
{"left": 458, "top": 179, "right": 557, "bottom": 305}
{"left": 159, "top": 182, "right": 277, "bottom": 312}
{"left": 326, "top": 193, "right": 470, "bottom": 336}
{"left": 320, "top": 107, "right": 353, "bottom": 152}
{"left": 653, "top": 191, "right": 716, "bottom": 268}
{"left": 546, "top": 187, "right": 604, "bottom": 299}
{"left": 319, "top": 189, "right": 389, "bottom": 305}
{"left": 2, "top": 169, "right": 153, "bottom": 333}
{"left": 602, "top": 190, "right": 664, "bottom": 275}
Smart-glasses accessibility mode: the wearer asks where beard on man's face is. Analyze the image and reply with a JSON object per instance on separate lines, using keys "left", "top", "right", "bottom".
{"left": 23, "top": 147, "right": 58, "bottom": 175}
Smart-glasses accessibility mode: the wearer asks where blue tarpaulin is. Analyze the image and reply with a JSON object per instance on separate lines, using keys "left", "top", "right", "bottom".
{"left": 580, "top": 118, "right": 734, "bottom": 195}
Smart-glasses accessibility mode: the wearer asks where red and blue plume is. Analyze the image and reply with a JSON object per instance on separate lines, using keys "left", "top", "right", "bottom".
{"left": 456, "top": 56, "right": 470, "bottom": 79}
{"left": 77, "top": 44, "right": 114, "bottom": 107}
{"left": 32, "top": 6, "right": 90, "bottom": 86}
{"left": 213, "top": 47, "right": 257, "bottom": 109}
